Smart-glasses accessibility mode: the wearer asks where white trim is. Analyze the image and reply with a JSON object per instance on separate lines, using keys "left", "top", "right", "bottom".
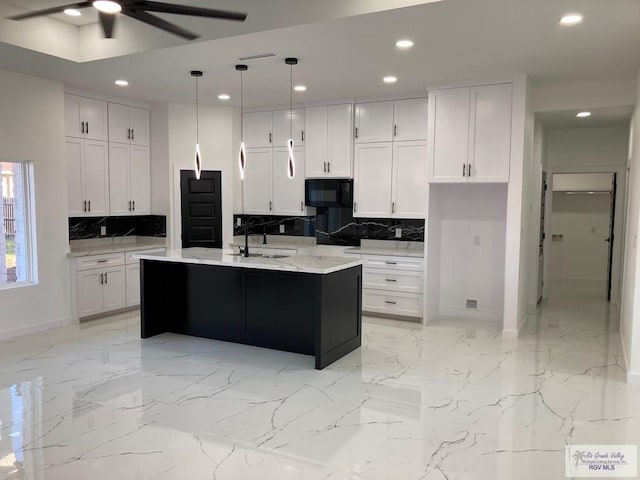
{"left": 628, "top": 372, "right": 640, "bottom": 384}
{"left": 0, "top": 317, "right": 71, "bottom": 342}
{"left": 439, "top": 306, "right": 503, "bottom": 322}
{"left": 502, "top": 312, "right": 528, "bottom": 338}
{"left": 63, "top": 87, "right": 151, "bottom": 110}
{"left": 620, "top": 327, "right": 631, "bottom": 371}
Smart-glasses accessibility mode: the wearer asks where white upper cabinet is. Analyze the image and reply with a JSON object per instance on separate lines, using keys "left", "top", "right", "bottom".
{"left": 393, "top": 98, "right": 428, "bottom": 142}
{"left": 468, "top": 84, "right": 512, "bottom": 182}
{"left": 273, "top": 147, "right": 307, "bottom": 215}
{"left": 392, "top": 141, "right": 428, "bottom": 218}
{"left": 108, "top": 144, "right": 150, "bottom": 216}
{"left": 242, "top": 147, "right": 273, "bottom": 214}
{"left": 108, "top": 103, "right": 150, "bottom": 146}
{"left": 64, "top": 94, "right": 108, "bottom": 141}
{"left": 354, "top": 142, "right": 393, "bottom": 217}
{"left": 304, "top": 106, "right": 328, "bottom": 178}
{"left": 273, "top": 109, "right": 305, "bottom": 146}
{"left": 428, "top": 84, "right": 512, "bottom": 183}
{"left": 244, "top": 111, "right": 273, "bottom": 148}
{"left": 129, "top": 146, "right": 150, "bottom": 214}
{"left": 65, "top": 138, "right": 109, "bottom": 217}
{"left": 305, "top": 103, "right": 353, "bottom": 178}
{"left": 355, "top": 101, "right": 394, "bottom": 143}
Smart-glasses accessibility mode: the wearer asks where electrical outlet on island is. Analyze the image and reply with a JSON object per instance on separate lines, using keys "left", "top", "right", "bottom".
{"left": 279, "top": 224, "right": 286, "bottom": 233}
{"left": 395, "top": 228, "right": 402, "bottom": 239}
{"left": 100, "top": 226, "right": 107, "bottom": 236}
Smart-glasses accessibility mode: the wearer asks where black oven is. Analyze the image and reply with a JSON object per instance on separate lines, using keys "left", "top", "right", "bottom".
{"left": 304, "top": 179, "right": 353, "bottom": 207}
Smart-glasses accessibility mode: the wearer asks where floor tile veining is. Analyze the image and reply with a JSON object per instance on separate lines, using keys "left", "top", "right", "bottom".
{"left": 1, "top": 282, "right": 638, "bottom": 479}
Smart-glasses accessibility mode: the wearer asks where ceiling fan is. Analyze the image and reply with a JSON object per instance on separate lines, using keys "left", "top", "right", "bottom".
{"left": 7, "top": 0, "right": 247, "bottom": 40}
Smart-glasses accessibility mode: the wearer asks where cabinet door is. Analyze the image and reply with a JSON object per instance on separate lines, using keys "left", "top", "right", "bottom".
{"left": 304, "top": 106, "right": 328, "bottom": 178}
{"left": 327, "top": 104, "right": 353, "bottom": 177}
{"left": 129, "top": 146, "right": 150, "bottom": 214}
{"left": 273, "top": 147, "right": 305, "bottom": 215}
{"left": 242, "top": 148, "right": 273, "bottom": 214}
{"left": 392, "top": 141, "right": 428, "bottom": 218}
{"left": 393, "top": 98, "right": 428, "bottom": 141}
{"left": 83, "top": 140, "right": 110, "bottom": 216}
{"left": 353, "top": 143, "right": 393, "bottom": 217}
{"left": 469, "top": 84, "right": 512, "bottom": 183}
{"left": 64, "top": 94, "right": 83, "bottom": 138}
{"left": 125, "top": 263, "right": 140, "bottom": 307}
{"left": 65, "top": 138, "right": 85, "bottom": 216}
{"left": 108, "top": 103, "right": 130, "bottom": 144}
{"left": 273, "top": 109, "right": 304, "bottom": 146}
{"left": 129, "top": 107, "right": 150, "bottom": 146}
{"left": 102, "top": 266, "right": 126, "bottom": 312}
{"left": 108, "top": 143, "right": 130, "bottom": 216}
{"left": 77, "top": 270, "right": 104, "bottom": 317}
{"left": 81, "top": 97, "right": 108, "bottom": 141}
{"left": 355, "top": 101, "right": 393, "bottom": 143}
{"left": 243, "top": 112, "right": 273, "bottom": 148}
{"left": 427, "top": 88, "right": 470, "bottom": 183}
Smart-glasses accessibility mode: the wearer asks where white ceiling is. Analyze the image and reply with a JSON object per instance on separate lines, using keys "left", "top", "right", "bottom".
{"left": 0, "top": 0, "right": 639, "bottom": 108}
{"left": 537, "top": 106, "right": 633, "bottom": 129}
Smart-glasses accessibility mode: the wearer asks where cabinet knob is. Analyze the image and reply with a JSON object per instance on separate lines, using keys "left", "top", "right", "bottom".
{"left": 463, "top": 164, "right": 466, "bottom": 177}
{"left": 300, "top": 201, "right": 303, "bottom": 212}
{"left": 392, "top": 202, "right": 395, "bottom": 213}
{"left": 468, "top": 164, "right": 472, "bottom": 176}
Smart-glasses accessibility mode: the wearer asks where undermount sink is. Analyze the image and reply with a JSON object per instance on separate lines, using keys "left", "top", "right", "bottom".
{"left": 230, "top": 253, "right": 290, "bottom": 259}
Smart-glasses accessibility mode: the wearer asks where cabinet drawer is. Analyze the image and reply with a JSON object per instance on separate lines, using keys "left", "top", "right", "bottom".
{"left": 126, "top": 248, "right": 165, "bottom": 265}
{"left": 363, "top": 290, "right": 423, "bottom": 317}
{"left": 76, "top": 253, "right": 125, "bottom": 271}
{"left": 363, "top": 268, "right": 423, "bottom": 294}
{"left": 361, "top": 254, "right": 423, "bottom": 272}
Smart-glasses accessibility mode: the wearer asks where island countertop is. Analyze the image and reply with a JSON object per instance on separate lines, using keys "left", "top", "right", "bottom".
{"left": 136, "top": 247, "right": 364, "bottom": 275}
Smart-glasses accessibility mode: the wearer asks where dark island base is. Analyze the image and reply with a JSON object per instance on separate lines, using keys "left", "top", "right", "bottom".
{"left": 140, "top": 260, "right": 362, "bottom": 369}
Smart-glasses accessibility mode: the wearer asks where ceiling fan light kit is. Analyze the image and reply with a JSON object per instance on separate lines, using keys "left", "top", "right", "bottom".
{"left": 7, "top": 1, "right": 247, "bottom": 40}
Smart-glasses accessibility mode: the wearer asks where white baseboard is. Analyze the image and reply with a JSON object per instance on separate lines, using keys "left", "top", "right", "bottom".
{"left": 627, "top": 372, "right": 640, "bottom": 384}
{"left": 0, "top": 317, "right": 72, "bottom": 342}
{"left": 439, "top": 305, "right": 503, "bottom": 322}
{"left": 502, "top": 312, "right": 528, "bottom": 339}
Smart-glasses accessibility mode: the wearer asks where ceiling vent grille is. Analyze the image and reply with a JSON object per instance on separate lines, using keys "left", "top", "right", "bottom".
{"left": 237, "top": 53, "right": 277, "bottom": 61}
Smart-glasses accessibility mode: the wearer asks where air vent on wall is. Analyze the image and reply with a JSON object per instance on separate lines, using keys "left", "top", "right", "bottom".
{"left": 237, "top": 53, "right": 277, "bottom": 61}
{"left": 466, "top": 299, "right": 478, "bottom": 309}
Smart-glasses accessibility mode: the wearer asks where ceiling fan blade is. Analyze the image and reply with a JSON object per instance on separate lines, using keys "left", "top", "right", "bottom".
{"left": 141, "top": 1, "right": 247, "bottom": 21}
{"left": 122, "top": 9, "right": 199, "bottom": 40}
{"left": 99, "top": 11, "right": 116, "bottom": 38}
{"left": 7, "top": 1, "right": 91, "bottom": 20}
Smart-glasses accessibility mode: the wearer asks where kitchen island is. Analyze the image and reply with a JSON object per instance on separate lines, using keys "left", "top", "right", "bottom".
{"left": 136, "top": 248, "right": 364, "bottom": 369}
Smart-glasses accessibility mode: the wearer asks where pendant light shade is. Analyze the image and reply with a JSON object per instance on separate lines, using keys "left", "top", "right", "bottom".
{"left": 191, "top": 70, "right": 203, "bottom": 180}
{"left": 285, "top": 57, "right": 298, "bottom": 179}
{"left": 236, "top": 64, "right": 248, "bottom": 181}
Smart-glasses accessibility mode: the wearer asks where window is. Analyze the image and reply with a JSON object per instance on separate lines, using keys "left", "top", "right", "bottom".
{"left": 1, "top": 161, "right": 36, "bottom": 287}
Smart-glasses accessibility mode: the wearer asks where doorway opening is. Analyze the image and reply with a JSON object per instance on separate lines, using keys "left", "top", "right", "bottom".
{"left": 547, "top": 172, "right": 616, "bottom": 300}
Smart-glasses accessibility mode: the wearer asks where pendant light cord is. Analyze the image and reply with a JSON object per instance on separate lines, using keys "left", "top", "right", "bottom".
{"left": 240, "top": 70, "right": 244, "bottom": 141}
{"left": 289, "top": 63, "right": 293, "bottom": 138}
{"left": 195, "top": 75, "right": 199, "bottom": 145}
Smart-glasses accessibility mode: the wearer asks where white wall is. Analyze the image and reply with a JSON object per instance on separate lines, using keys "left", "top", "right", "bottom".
{"left": 553, "top": 173, "right": 614, "bottom": 192}
{"left": 0, "top": 69, "right": 70, "bottom": 339}
{"left": 158, "top": 103, "right": 237, "bottom": 250}
{"left": 532, "top": 79, "right": 637, "bottom": 113}
{"left": 549, "top": 192, "right": 611, "bottom": 282}
{"left": 150, "top": 103, "right": 170, "bottom": 216}
{"left": 546, "top": 127, "right": 629, "bottom": 169}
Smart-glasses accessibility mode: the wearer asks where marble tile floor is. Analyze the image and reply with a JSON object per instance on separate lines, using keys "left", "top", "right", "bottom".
{"left": 0, "top": 281, "right": 638, "bottom": 480}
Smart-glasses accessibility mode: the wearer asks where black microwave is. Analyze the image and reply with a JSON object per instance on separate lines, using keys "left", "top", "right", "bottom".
{"left": 305, "top": 179, "right": 353, "bottom": 207}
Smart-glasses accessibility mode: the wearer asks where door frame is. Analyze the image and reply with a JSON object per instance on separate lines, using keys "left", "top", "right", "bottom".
{"left": 543, "top": 165, "right": 627, "bottom": 305}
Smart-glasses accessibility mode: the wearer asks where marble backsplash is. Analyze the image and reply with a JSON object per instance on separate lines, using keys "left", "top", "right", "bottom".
{"left": 69, "top": 215, "right": 166, "bottom": 240}
{"left": 233, "top": 208, "right": 424, "bottom": 246}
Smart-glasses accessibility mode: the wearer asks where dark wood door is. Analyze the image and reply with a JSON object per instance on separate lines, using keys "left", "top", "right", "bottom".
{"left": 180, "top": 170, "right": 222, "bottom": 248}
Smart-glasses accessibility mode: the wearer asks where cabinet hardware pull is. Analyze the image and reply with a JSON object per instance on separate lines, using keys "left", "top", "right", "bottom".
{"left": 132, "top": 129, "right": 134, "bottom": 141}
{"left": 385, "top": 261, "right": 397, "bottom": 265}
{"left": 269, "top": 132, "right": 272, "bottom": 143}
{"left": 127, "top": 129, "right": 131, "bottom": 140}
{"left": 463, "top": 164, "right": 466, "bottom": 177}
{"left": 392, "top": 202, "right": 395, "bottom": 213}
{"left": 385, "top": 278, "right": 397, "bottom": 282}
{"left": 300, "top": 201, "right": 303, "bottom": 211}
{"left": 355, "top": 127, "right": 359, "bottom": 139}
{"left": 323, "top": 161, "right": 326, "bottom": 173}
{"left": 132, "top": 201, "right": 135, "bottom": 211}
{"left": 354, "top": 202, "right": 357, "bottom": 213}
{"left": 468, "top": 163, "right": 472, "bottom": 176}
{"left": 99, "top": 273, "right": 104, "bottom": 285}
{"left": 97, "top": 259, "right": 108, "bottom": 263}
{"left": 86, "top": 122, "right": 89, "bottom": 134}
{"left": 83, "top": 200, "right": 86, "bottom": 212}
{"left": 301, "top": 130, "right": 304, "bottom": 142}
{"left": 81, "top": 121, "right": 85, "bottom": 134}
{"left": 269, "top": 201, "right": 272, "bottom": 211}
{"left": 327, "top": 162, "right": 330, "bottom": 173}
{"left": 104, "top": 272, "right": 108, "bottom": 284}
{"left": 385, "top": 300, "right": 397, "bottom": 305}
{"left": 88, "top": 200, "right": 91, "bottom": 212}
{"left": 394, "top": 125, "right": 397, "bottom": 136}
{"left": 128, "top": 201, "right": 131, "bottom": 211}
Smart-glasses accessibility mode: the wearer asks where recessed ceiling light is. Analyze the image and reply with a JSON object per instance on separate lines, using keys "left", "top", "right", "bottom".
{"left": 395, "top": 39, "right": 414, "bottom": 49}
{"left": 576, "top": 111, "right": 591, "bottom": 118}
{"left": 294, "top": 85, "right": 307, "bottom": 92}
{"left": 93, "top": 1, "right": 122, "bottom": 14}
{"left": 559, "top": 13, "right": 583, "bottom": 25}
{"left": 64, "top": 8, "right": 82, "bottom": 16}
{"left": 114, "top": 79, "right": 129, "bottom": 86}
{"left": 383, "top": 75, "right": 398, "bottom": 84}
{"left": 218, "top": 94, "right": 230, "bottom": 100}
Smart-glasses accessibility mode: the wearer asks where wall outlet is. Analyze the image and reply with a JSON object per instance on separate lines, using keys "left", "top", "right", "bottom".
{"left": 395, "top": 228, "right": 402, "bottom": 238}
{"left": 100, "top": 226, "right": 107, "bottom": 236}
{"left": 466, "top": 299, "right": 478, "bottom": 309}
{"left": 237, "top": 218, "right": 242, "bottom": 227}
{"left": 279, "top": 224, "right": 285, "bottom": 233}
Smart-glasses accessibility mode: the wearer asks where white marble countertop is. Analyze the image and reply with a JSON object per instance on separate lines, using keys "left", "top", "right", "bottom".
{"left": 136, "top": 247, "right": 365, "bottom": 274}
{"left": 343, "top": 247, "right": 424, "bottom": 258}
{"left": 229, "top": 235, "right": 316, "bottom": 251}
{"left": 68, "top": 238, "right": 167, "bottom": 257}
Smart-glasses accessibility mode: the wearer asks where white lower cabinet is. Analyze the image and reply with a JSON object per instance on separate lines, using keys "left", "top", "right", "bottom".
{"left": 125, "top": 264, "right": 141, "bottom": 307}
{"left": 347, "top": 253, "right": 424, "bottom": 318}
{"left": 76, "top": 263, "right": 125, "bottom": 318}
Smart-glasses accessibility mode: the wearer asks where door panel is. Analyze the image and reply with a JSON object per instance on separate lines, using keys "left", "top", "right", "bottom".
{"left": 108, "top": 143, "right": 130, "bottom": 215}
{"left": 243, "top": 112, "right": 273, "bottom": 148}
{"left": 129, "top": 107, "right": 150, "bottom": 146}
{"left": 81, "top": 97, "right": 108, "bottom": 141}
{"left": 130, "top": 146, "right": 150, "bottom": 214}
{"left": 102, "top": 266, "right": 126, "bottom": 312}
{"left": 327, "top": 104, "right": 353, "bottom": 177}
{"left": 393, "top": 98, "right": 428, "bottom": 141}
{"left": 355, "top": 101, "right": 393, "bottom": 143}
{"left": 108, "top": 103, "right": 130, "bottom": 144}
{"left": 354, "top": 143, "right": 393, "bottom": 217}
{"left": 392, "top": 141, "right": 428, "bottom": 218}
{"left": 77, "top": 270, "right": 103, "bottom": 317}
{"left": 180, "top": 170, "right": 223, "bottom": 248}
{"left": 242, "top": 148, "right": 273, "bottom": 214}
{"left": 83, "top": 140, "right": 109, "bottom": 216}
{"left": 273, "top": 147, "right": 305, "bottom": 215}
{"left": 304, "top": 106, "right": 328, "bottom": 178}
{"left": 126, "top": 263, "right": 140, "bottom": 307}
{"left": 64, "top": 94, "right": 83, "bottom": 138}
{"left": 65, "top": 138, "right": 84, "bottom": 216}
{"left": 273, "top": 109, "right": 304, "bottom": 146}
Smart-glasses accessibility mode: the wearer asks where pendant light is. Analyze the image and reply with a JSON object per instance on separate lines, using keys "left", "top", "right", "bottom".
{"left": 191, "top": 70, "right": 203, "bottom": 180}
{"left": 284, "top": 57, "right": 298, "bottom": 179}
{"left": 236, "top": 64, "right": 248, "bottom": 180}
